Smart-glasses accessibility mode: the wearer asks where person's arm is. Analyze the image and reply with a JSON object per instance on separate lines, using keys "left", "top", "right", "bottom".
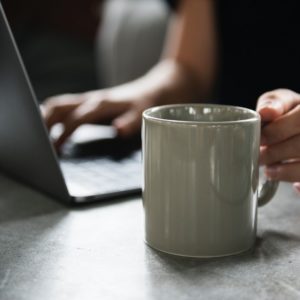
{"left": 43, "top": 0, "right": 217, "bottom": 148}
{"left": 162, "top": 0, "right": 217, "bottom": 100}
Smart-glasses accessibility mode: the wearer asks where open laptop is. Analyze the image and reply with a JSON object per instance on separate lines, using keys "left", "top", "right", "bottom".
{"left": 0, "top": 3, "right": 142, "bottom": 204}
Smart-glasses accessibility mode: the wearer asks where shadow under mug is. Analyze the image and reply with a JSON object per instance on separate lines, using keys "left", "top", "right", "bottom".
{"left": 142, "top": 104, "right": 278, "bottom": 258}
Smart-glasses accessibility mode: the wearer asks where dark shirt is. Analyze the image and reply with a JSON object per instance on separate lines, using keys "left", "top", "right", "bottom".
{"left": 165, "top": 0, "right": 300, "bottom": 109}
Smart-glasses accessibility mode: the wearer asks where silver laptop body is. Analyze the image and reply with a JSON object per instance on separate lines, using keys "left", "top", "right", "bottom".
{"left": 0, "top": 3, "right": 141, "bottom": 204}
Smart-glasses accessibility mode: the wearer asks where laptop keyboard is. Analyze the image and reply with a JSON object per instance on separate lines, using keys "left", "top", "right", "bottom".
{"left": 59, "top": 150, "right": 142, "bottom": 198}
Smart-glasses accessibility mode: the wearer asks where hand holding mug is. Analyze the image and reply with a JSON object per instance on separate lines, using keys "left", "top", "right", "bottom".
{"left": 257, "top": 89, "right": 300, "bottom": 192}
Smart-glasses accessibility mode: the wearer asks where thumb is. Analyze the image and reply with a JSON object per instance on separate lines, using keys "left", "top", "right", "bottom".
{"left": 256, "top": 96, "right": 285, "bottom": 123}
{"left": 256, "top": 89, "right": 300, "bottom": 122}
{"left": 112, "top": 109, "right": 142, "bottom": 137}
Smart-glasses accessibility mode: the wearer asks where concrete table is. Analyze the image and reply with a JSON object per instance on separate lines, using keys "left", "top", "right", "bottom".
{"left": 0, "top": 173, "right": 300, "bottom": 300}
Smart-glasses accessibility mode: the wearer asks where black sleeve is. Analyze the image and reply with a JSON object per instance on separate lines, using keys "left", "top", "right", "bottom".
{"left": 164, "top": 0, "right": 178, "bottom": 10}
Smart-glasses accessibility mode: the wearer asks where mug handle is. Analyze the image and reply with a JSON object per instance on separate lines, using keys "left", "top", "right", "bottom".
{"left": 257, "top": 121, "right": 279, "bottom": 207}
{"left": 258, "top": 179, "right": 279, "bottom": 207}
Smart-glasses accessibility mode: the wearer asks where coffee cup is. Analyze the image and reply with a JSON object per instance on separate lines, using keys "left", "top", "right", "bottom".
{"left": 142, "top": 104, "right": 278, "bottom": 257}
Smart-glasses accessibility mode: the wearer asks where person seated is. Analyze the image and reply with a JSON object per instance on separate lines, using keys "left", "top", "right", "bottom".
{"left": 43, "top": 0, "right": 300, "bottom": 192}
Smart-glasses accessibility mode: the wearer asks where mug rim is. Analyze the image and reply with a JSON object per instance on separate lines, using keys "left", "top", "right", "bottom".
{"left": 143, "top": 103, "right": 260, "bottom": 125}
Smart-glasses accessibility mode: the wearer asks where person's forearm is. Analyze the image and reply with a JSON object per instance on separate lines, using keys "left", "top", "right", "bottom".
{"left": 163, "top": 0, "right": 217, "bottom": 100}
{"left": 137, "top": 0, "right": 217, "bottom": 105}
{"left": 136, "top": 59, "right": 202, "bottom": 105}
{"left": 105, "top": 59, "right": 201, "bottom": 108}
{"left": 108, "top": 0, "right": 217, "bottom": 107}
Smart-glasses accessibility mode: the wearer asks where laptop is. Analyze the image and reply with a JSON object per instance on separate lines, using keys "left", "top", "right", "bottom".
{"left": 0, "top": 3, "right": 142, "bottom": 204}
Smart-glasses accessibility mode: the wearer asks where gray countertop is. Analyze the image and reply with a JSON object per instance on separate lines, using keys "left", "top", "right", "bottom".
{"left": 1, "top": 173, "right": 300, "bottom": 300}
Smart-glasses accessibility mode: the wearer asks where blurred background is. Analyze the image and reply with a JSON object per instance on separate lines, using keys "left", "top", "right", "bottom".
{"left": 1, "top": 0, "right": 170, "bottom": 101}
{"left": 2, "top": 0, "right": 102, "bottom": 100}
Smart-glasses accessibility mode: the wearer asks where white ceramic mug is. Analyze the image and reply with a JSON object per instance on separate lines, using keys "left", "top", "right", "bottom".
{"left": 142, "top": 104, "right": 278, "bottom": 257}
